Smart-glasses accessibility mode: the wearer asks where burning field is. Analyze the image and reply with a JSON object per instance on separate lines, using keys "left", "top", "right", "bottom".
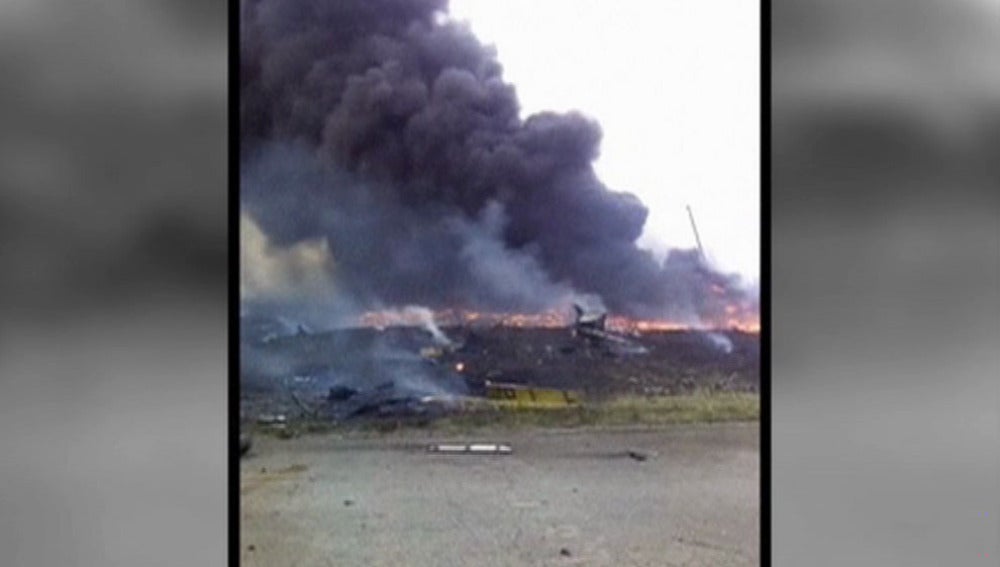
{"left": 239, "top": 0, "right": 759, "bottom": 429}
{"left": 240, "top": 305, "right": 759, "bottom": 428}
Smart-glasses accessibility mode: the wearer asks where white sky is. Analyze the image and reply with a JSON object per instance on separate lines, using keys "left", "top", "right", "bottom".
{"left": 448, "top": 0, "right": 760, "bottom": 281}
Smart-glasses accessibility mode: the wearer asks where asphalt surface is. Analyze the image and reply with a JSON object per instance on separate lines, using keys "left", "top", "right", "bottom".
{"left": 240, "top": 423, "right": 759, "bottom": 566}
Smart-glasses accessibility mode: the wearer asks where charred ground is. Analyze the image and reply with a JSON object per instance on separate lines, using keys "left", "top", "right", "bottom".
{"left": 240, "top": 317, "right": 759, "bottom": 427}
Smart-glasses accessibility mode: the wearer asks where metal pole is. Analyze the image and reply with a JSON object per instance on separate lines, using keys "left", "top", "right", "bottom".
{"left": 686, "top": 204, "right": 705, "bottom": 261}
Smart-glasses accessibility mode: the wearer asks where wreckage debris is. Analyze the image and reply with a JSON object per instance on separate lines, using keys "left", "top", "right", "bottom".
{"left": 257, "top": 414, "right": 287, "bottom": 425}
{"left": 427, "top": 443, "right": 513, "bottom": 454}
{"left": 343, "top": 384, "right": 430, "bottom": 419}
{"left": 328, "top": 385, "right": 358, "bottom": 401}
{"left": 572, "top": 303, "right": 649, "bottom": 356}
{"left": 485, "top": 380, "right": 581, "bottom": 408}
{"left": 289, "top": 389, "right": 317, "bottom": 418}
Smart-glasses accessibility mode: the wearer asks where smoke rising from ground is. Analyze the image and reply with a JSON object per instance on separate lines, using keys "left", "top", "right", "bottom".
{"left": 240, "top": 0, "right": 755, "bottom": 320}
{"left": 368, "top": 305, "right": 454, "bottom": 345}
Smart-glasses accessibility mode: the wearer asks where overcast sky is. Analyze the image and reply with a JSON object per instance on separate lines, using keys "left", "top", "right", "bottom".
{"left": 448, "top": 0, "right": 760, "bottom": 281}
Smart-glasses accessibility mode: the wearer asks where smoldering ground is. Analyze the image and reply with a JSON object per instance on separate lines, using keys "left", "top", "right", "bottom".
{"left": 239, "top": 0, "right": 756, "bottom": 322}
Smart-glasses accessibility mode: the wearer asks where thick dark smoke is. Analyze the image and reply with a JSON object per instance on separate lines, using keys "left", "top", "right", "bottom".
{"left": 240, "top": 0, "right": 753, "bottom": 320}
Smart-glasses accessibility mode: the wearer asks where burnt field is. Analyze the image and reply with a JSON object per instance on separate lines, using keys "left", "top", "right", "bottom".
{"left": 440, "top": 326, "right": 757, "bottom": 397}
{"left": 240, "top": 319, "right": 759, "bottom": 426}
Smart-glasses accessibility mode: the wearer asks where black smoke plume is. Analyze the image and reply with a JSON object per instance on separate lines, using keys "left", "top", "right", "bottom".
{"left": 240, "top": 0, "right": 754, "bottom": 321}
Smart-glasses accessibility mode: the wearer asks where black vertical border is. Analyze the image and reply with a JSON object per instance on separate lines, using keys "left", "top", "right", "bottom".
{"left": 760, "top": 0, "right": 772, "bottom": 563}
{"left": 228, "top": 0, "right": 241, "bottom": 564}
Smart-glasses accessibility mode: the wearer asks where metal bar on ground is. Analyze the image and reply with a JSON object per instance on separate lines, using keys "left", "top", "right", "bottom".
{"left": 427, "top": 443, "right": 513, "bottom": 454}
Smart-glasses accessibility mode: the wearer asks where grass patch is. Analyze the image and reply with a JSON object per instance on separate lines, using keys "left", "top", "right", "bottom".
{"left": 435, "top": 391, "right": 759, "bottom": 432}
{"left": 246, "top": 391, "right": 759, "bottom": 438}
{"left": 599, "top": 391, "right": 759, "bottom": 425}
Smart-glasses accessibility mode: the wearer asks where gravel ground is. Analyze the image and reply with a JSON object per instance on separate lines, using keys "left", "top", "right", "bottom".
{"left": 240, "top": 423, "right": 759, "bottom": 566}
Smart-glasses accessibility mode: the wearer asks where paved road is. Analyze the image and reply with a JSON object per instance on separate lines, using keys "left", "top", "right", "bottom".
{"left": 241, "top": 423, "right": 759, "bottom": 566}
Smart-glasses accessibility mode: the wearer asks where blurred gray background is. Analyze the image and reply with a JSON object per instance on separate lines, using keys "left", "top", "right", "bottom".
{"left": 0, "top": 0, "right": 227, "bottom": 565}
{"left": 0, "top": 0, "right": 996, "bottom": 565}
{"left": 773, "top": 0, "right": 999, "bottom": 563}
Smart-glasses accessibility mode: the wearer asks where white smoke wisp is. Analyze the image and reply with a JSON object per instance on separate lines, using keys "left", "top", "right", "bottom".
{"left": 240, "top": 212, "right": 336, "bottom": 301}
{"left": 371, "top": 305, "right": 453, "bottom": 346}
{"left": 403, "top": 305, "right": 452, "bottom": 346}
{"left": 705, "top": 332, "right": 734, "bottom": 354}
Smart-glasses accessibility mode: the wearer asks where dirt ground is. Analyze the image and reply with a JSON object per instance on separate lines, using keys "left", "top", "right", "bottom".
{"left": 240, "top": 423, "right": 759, "bottom": 566}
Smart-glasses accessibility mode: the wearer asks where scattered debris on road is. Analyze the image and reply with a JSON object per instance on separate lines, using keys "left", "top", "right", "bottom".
{"left": 626, "top": 449, "right": 653, "bottom": 462}
{"left": 427, "top": 443, "right": 513, "bottom": 455}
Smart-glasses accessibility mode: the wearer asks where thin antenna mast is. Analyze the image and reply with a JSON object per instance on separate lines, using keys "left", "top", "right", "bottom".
{"left": 686, "top": 204, "right": 705, "bottom": 261}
